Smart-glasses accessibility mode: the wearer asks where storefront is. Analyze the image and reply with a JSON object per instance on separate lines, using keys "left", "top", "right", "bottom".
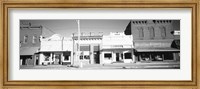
{"left": 72, "top": 34, "right": 102, "bottom": 65}
{"left": 135, "top": 49, "right": 180, "bottom": 62}
{"left": 134, "top": 40, "right": 180, "bottom": 62}
{"left": 20, "top": 47, "right": 39, "bottom": 65}
{"left": 39, "top": 34, "right": 73, "bottom": 65}
{"left": 39, "top": 51, "right": 71, "bottom": 65}
{"left": 101, "top": 48, "right": 134, "bottom": 64}
{"left": 101, "top": 32, "right": 135, "bottom": 64}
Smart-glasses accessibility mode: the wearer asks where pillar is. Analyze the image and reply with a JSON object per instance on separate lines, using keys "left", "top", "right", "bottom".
{"left": 173, "top": 53, "right": 177, "bottom": 61}
{"left": 131, "top": 49, "right": 136, "bottom": 63}
{"left": 50, "top": 53, "right": 53, "bottom": 64}
{"left": 39, "top": 53, "right": 44, "bottom": 65}
{"left": 119, "top": 53, "right": 122, "bottom": 61}
{"left": 90, "top": 44, "right": 94, "bottom": 64}
{"left": 100, "top": 52, "right": 104, "bottom": 64}
{"left": 112, "top": 52, "right": 116, "bottom": 63}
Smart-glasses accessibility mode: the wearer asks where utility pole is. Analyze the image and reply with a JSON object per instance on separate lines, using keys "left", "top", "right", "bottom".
{"left": 72, "top": 33, "right": 75, "bottom": 66}
{"left": 76, "top": 20, "right": 82, "bottom": 68}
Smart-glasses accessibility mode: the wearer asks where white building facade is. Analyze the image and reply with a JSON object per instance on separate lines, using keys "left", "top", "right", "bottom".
{"left": 39, "top": 34, "right": 73, "bottom": 65}
{"left": 37, "top": 32, "right": 135, "bottom": 66}
{"left": 101, "top": 32, "right": 135, "bottom": 64}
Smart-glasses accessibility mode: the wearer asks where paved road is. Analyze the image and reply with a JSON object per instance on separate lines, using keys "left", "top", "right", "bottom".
{"left": 20, "top": 61, "right": 180, "bottom": 69}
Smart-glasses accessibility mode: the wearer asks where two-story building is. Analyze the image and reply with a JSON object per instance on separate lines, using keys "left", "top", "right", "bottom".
{"left": 39, "top": 34, "right": 73, "bottom": 65}
{"left": 101, "top": 32, "right": 134, "bottom": 64}
{"left": 20, "top": 23, "right": 54, "bottom": 66}
{"left": 72, "top": 32, "right": 102, "bottom": 65}
{"left": 20, "top": 23, "right": 42, "bottom": 65}
{"left": 124, "top": 20, "right": 180, "bottom": 62}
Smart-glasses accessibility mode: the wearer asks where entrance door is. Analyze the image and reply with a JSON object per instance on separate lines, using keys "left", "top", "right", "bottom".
{"left": 116, "top": 53, "right": 120, "bottom": 62}
{"left": 94, "top": 51, "right": 100, "bottom": 64}
{"left": 54, "top": 53, "right": 61, "bottom": 65}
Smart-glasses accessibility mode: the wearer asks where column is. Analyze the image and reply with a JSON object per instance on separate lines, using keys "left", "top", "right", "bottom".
{"left": 112, "top": 52, "right": 116, "bottom": 63}
{"left": 131, "top": 49, "right": 136, "bottom": 63}
{"left": 61, "top": 53, "right": 64, "bottom": 64}
{"left": 119, "top": 53, "right": 122, "bottom": 61}
{"left": 100, "top": 52, "right": 104, "bottom": 64}
{"left": 90, "top": 44, "right": 94, "bottom": 64}
{"left": 39, "top": 53, "right": 44, "bottom": 65}
{"left": 50, "top": 53, "right": 53, "bottom": 64}
{"left": 173, "top": 53, "right": 177, "bottom": 61}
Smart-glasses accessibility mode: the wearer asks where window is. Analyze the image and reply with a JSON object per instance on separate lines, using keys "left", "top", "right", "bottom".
{"left": 32, "top": 35, "right": 37, "bottom": 43}
{"left": 124, "top": 53, "right": 132, "bottom": 59}
{"left": 24, "top": 35, "right": 28, "bottom": 43}
{"left": 84, "top": 55, "right": 90, "bottom": 59}
{"left": 152, "top": 53, "right": 163, "bottom": 61}
{"left": 163, "top": 53, "right": 173, "bottom": 60}
{"left": 43, "top": 53, "right": 50, "bottom": 61}
{"left": 160, "top": 26, "right": 166, "bottom": 39}
{"left": 138, "top": 27, "right": 144, "bottom": 39}
{"left": 148, "top": 27, "right": 155, "bottom": 39}
{"left": 80, "top": 55, "right": 83, "bottom": 60}
{"left": 64, "top": 55, "right": 70, "bottom": 61}
{"left": 104, "top": 53, "right": 112, "bottom": 59}
{"left": 140, "top": 53, "right": 150, "bottom": 61}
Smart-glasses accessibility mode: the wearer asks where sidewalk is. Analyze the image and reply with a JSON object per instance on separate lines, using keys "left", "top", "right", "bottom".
{"left": 20, "top": 61, "right": 180, "bottom": 69}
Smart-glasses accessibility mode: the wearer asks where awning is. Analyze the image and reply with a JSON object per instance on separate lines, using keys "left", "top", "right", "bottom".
{"left": 20, "top": 47, "right": 39, "bottom": 56}
{"left": 135, "top": 47, "right": 180, "bottom": 52}
{"left": 171, "top": 40, "right": 180, "bottom": 49}
{"left": 39, "top": 50, "right": 70, "bottom": 52}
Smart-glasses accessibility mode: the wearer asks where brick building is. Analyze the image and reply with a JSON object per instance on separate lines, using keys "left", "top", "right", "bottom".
{"left": 124, "top": 20, "right": 180, "bottom": 62}
{"left": 20, "top": 23, "right": 54, "bottom": 65}
{"left": 20, "top": 24, "right": 42, "bottom": 65}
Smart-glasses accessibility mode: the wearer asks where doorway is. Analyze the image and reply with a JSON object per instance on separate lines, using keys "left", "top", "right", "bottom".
{"left": 116, "top": 53, "right": 120, "bottom": 62}
{"left": 54, "top": 53, "right": 62, "bottom": 65}
{"left": 94, "top": 51, "right": 100, "bottom": 64}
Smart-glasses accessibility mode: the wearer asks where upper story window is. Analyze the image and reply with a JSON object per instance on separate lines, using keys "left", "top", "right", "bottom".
{"left": 32, "top": 35, "right": 37, "bottom": 43}
{"left": 160, "top": 26, "right": 166, "bottom": 39}
{"left": 23, "top": 35, "right": 28, "bottom": 43}
{"left": 148, "top": 27, "right": 155, "bottom": 39}
{"left": 138, "top": 27, "right": 144, "bottom": 39}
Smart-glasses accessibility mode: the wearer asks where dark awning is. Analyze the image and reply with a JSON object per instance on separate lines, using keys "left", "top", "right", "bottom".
{"left": 135, "top": 47, "right": 180, "bottom": 52}
{"left": 20, "top": 47, "right": 39, "bottom": 56}
{"left": 171, "top": 40, "right": 180, "bottom": 49}
{"left": 63, "top": 51, "right": 71, "bottom": 56}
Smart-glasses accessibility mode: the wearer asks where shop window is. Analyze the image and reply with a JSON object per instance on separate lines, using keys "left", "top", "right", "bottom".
{"left": 152, "top": 53, "right": 163, "bottom": 61}
{"left": 164, "top": 53, "right": 173, "bottom": 60}
{"left": 64, "top": 56, "right": 69, "bottom": 61}
{"left": 124, "top": 53, "right": 132, "bottom": 59}
{"left": 149, "top": 27, "right": 155, "bottom": 39}
{"left": 104, "top": 53, "right": 112, "bottom": 59}
{"left": 80, "top": 55, "right": 83, "bottom": 60}
{"left": 84, "top": 55, "right": 90, "bottom": 60}
{"left": 140, "top": 53, "right": 150, "bottom": 61}
{"left": 44, "top": 53, "right": 50, "bottom": 61}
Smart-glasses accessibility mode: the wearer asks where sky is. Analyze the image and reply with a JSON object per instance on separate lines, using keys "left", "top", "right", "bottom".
{"left": 20, "top": 20, "right": 180, "bottom": 37}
